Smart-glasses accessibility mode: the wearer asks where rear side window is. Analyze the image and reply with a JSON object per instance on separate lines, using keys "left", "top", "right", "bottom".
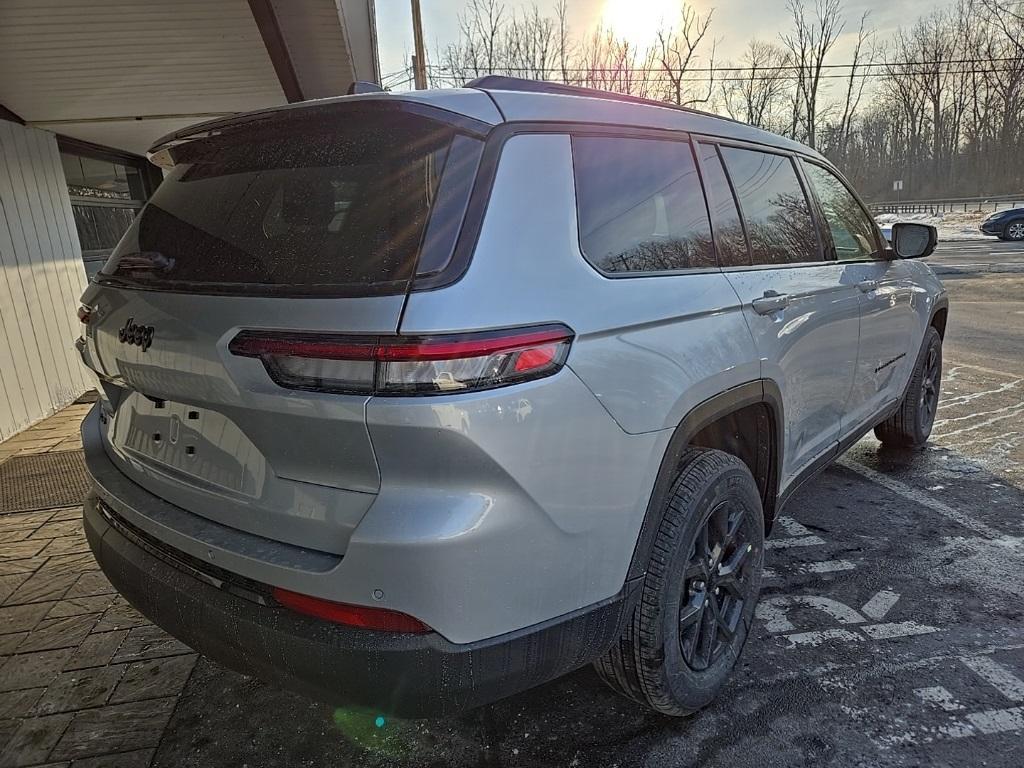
{"left": 101, "top": 110, "right": 479, "bottom": 295}
{"left": 573, "top": 136, "right": 715, "bottom": 274}
{"left": 697, "top": 143, "right": 750, "bottom": 267}
{"left": 720, "top": 147, "right": 820, "bottom": 265}
{"left": 802, "top": 162, "right": 881, "bottom": 261}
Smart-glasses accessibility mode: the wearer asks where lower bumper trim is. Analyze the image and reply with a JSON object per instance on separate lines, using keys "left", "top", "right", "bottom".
{"left": 84, "top": 495, "right": 632, "bottom": 717}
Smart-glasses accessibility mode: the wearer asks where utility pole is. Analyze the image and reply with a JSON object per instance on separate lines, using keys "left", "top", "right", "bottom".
{"left": 411, "top": 0, "right": 428, "bottom": 90}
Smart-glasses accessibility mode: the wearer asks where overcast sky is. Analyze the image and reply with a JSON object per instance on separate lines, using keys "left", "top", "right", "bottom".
{"left": 374, "top": 0, "right": 926, "bottom": 85}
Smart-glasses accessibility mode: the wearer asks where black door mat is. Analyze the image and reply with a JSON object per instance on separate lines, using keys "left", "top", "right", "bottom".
{"left": 74, "top": 389, "right": 99, "bottom": 404}
{"left": 0, "top": 450, "right": 90, "bottom": 513}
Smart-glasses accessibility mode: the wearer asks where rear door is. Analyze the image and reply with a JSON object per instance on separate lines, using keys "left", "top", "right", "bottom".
{"left": 79, "top": 104, "right": 483, "bottom": 555}
{"left": 701, "top": 142, "right": 860, "bottom": 486}
{"left": 800, "top": 160, "right": 920, "bottom": 432}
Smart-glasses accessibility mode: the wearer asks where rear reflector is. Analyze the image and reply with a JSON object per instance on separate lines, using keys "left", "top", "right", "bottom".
{"left": 229, "top": 324, "right": 573, "bottom": 395}
{"left": 272, "top": 588, "right": 431, "bottom": 633}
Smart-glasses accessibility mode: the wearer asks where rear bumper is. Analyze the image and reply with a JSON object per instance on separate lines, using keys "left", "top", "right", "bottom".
{"left": 84, "top": 491, "right": 633, "bottom": 718}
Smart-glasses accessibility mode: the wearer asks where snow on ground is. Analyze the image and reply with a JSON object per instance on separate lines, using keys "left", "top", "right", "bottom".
{"left": 874, "top": 210, "right": 991, "bottom": 241}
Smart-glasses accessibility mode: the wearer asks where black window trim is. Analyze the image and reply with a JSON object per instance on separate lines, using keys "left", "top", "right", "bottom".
{"left": 412, "top": 121, "right": 734, "bottom": 293}
{"left": 798, "top": 157, "right": 888, "bottom": 263}
{"left": 693, "top": 140, "right": 753, "bottom": 267}
{"left": 411, "top": 121, "right": 854, "bottom": 294}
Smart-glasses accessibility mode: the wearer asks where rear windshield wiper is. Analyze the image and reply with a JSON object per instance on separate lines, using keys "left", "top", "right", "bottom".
{"left": 113, "top": 251, "right": 176, "bottom": 273}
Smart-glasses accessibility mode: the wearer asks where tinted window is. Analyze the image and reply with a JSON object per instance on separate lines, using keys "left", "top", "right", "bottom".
{"left": 103, "top": 111, "right": 472, "bottom": 294}
{"left": 803, "top": 162, "right": 880, "bottom": 260}
{"left": 697, "top": 143, "right": 749, "bottom": 267}
{"left": 574, "top": 137, "right": 715, "bottom": 273}
{"left": 720, "top": 147, "right": 819, "bottom": 265}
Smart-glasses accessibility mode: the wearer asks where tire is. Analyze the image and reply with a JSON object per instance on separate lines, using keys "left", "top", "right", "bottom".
{"left": 595, "top": 448, "right": 764, "bottom": 716}
{"left": 1003, "top": 219, "right": 1024, "bottom": 242}
{"left": 874, "top": 326, "right": 943, "bottom": 448}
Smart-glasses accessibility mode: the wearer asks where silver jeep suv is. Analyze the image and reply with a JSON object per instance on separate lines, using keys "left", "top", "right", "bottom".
{"left": 78, "top": 77, "right": 947, "bottom": 717}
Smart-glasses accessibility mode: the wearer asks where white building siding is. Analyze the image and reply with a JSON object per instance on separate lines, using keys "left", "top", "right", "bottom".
{"left": 0, "top": 120, "right": 91, "bottom": 440}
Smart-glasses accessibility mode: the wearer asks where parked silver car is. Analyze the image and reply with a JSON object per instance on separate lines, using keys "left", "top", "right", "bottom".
{"left": 77, "top": 77, "right": 947, "bottom": 717}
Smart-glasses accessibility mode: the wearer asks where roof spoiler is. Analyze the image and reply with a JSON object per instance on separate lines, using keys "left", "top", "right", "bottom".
{"left": 146, "top": 96, "right": 492, "bottom": 169}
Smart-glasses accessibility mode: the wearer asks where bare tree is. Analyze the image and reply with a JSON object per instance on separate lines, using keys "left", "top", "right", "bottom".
{"left": 577, "top": 27, "right": 658, "bottom": 97}
{"left": 655, "top": 6, "right": 716, "bottom": 106}
{"left": 979, "top": 0, "right": 1024, "bottom": 56}
{"left": 834, "top": 12, "right": 876, "bottom": 162}
{"left": 428, "top": 0, "right": 1024, "bottom": 200}
{"left": 556, "top": 0, "right": 573, "bottom": 84}
{"left": 718, "top": 40, "right": 791, "bottom": 131}
{"left": 781, "top": 0, "right": 844, "bottom": 147}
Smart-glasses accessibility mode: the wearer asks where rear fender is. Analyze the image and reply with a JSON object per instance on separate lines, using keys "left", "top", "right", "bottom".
{"left": 625, "top": 380, "right": 783, "bottom": 581}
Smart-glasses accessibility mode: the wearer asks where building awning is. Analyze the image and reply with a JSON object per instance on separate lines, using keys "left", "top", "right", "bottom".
{"left": 0, "top": 0, "right": 380, "bottom": 155}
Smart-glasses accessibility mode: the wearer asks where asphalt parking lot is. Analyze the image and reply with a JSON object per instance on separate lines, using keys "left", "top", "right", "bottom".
{"left": 1, "top": 246, "right": 1023, "bottom": 768}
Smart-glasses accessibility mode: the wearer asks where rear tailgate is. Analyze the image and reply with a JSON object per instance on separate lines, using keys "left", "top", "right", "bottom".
{"left": 78, "top": 99, "right": 488, "bottom": 555}
{"left": 80, "top": 289, "right": 400, "bottom": 556}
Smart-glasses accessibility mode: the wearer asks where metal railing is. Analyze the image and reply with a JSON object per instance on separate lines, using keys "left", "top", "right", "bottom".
{"left": 869, "top": 194, "right": 1024, "bottom": 215}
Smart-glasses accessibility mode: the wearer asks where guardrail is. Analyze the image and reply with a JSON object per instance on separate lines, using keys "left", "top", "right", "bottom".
{"left": 869, "top": 195, "right": 1024, "bottom": 215}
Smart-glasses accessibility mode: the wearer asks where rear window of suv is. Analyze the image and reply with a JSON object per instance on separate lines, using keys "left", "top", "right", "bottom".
{"left": 573, "top": 136, "right": 715, "bottom": 274}
{"left": 100, "top": 109, "right": 480, "bottom": 296}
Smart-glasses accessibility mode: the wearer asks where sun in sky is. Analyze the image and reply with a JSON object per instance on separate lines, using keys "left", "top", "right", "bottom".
{"left": 600, "top": 0, "right": 680, "bottom": 48}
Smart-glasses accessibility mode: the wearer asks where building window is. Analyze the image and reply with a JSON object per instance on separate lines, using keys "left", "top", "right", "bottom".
{"left": 58, "top": 139, "right": 156, "bottom": 276}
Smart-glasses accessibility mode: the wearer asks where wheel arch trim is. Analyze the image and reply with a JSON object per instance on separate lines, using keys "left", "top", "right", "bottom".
{"left": 929, "top": 294, "right": 949, "bottom": 338}
{"left": 625, "top": 380, "right": 783, "bottom": 581}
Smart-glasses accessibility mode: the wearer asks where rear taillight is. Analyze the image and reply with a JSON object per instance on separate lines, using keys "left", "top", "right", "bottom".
{"left": 228, "top": 324, "right": 573, "bottom": 395}
{"left": 272, "top": 588, "right": 431, "bottom": 633}
{"left": 77, "top": 305, "right": 92, "bottom": 325}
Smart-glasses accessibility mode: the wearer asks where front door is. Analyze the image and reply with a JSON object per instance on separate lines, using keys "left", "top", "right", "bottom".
{"left": 799, "top": 160, "right": 919, "bottom": 434}
{"left": 705, "top": 144, "right": 861, "bottom": 488}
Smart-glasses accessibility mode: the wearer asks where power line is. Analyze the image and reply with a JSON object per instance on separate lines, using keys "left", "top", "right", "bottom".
{"left": 422, "top": 56, "right": 1024, "bottom": 75}
{"left": 424, "top": 67, "right": 1024, "bottom": 85}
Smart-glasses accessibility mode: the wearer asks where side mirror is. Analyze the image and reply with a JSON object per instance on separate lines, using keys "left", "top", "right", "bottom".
{"left": 891, "top": 222, "right": 937, "bottom": 259}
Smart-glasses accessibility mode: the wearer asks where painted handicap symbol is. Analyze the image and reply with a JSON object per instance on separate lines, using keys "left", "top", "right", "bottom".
{"left": 756, "top": 589, "right": 937, "bottom": 647}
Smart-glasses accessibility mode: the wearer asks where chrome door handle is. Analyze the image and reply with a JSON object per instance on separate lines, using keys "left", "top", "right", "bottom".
{"left": 858, "top": 280, "right": 879, "bottom": 293}
{"left": 751, "top": 291, "right": 790, "bottom": 315}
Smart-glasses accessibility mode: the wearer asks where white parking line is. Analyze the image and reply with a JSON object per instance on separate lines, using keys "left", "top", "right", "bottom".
{"left": 944, "top": 360, "right": 1022, "bottom": 380}
{"left": 775, "top": 516, "right": 817, "bottom": 537}
{"left": 915, "top": 686, "right": 964, "bottom": 711}
{"left": 757, "top": 595, "right": 866, "bottom": 633}
{"left": 762, "top": 560, "right": 856, "bottom": 579}
{"left": 766, "top": 535, "right": 826, "bottom": 549}
{"left": 860, "top": 621, "right": 937, "bottom": 640}
{"left": 785, "top": 628, "right": 863, "bottom": 647}
{"left": 961, "top": 656, "right": 1024, "bottom": 702}
{"left": 861, "top": 589, "right": 900, "bottom": 621}
{"left": 837, "top": 458, "right": 1002, "bottom": 539}
{"left": 936, "top": 379, "right": 1022, "bottom": 411}
{"left": 966, "top": 706, "right": 1024, "bottom": 735}
{"left": 934, "top": 401, "right": 1024, "bottom": 438}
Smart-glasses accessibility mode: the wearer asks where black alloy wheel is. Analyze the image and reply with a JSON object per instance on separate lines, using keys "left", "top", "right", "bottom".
{"left": 679, "top": 502, "right": 756, "bottom": 671}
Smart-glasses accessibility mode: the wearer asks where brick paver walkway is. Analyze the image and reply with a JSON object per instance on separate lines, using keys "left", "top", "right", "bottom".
{"left": 0, "top": 403, "right": 196, "bottom": 768}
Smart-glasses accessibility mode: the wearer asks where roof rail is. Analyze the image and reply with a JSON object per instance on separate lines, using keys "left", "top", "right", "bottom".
{"left": 466, "top": 75, "right": 740, "bottom": 125}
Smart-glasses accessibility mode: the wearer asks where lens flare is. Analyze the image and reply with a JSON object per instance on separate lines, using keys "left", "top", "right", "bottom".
{"left": 331, "top": 707, "right": 409, "bottom": 757}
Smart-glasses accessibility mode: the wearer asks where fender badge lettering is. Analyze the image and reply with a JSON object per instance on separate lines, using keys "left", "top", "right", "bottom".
{"left": 875, "top": 352, "right": 906, "bottom": 373}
